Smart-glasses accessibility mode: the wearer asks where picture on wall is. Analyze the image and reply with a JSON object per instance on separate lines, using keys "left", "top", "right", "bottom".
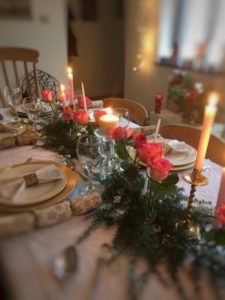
{"left": 0, "top": 0, "right": 31, "bottom": 19}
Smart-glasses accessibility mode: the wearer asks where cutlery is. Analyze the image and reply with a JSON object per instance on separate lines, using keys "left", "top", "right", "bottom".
{"left": 60, "top": 155, "right": 88, "bottom": 180}
{"left": 52, "top": 245, "right": 77, "bottom": 282}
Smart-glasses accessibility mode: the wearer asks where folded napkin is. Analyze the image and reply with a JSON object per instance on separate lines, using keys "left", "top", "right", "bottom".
{"left": 168, "top": 140, "right": 188, "bottom": 153}
{"left": 0, "top": 164, "right": 63, "bottom": 202}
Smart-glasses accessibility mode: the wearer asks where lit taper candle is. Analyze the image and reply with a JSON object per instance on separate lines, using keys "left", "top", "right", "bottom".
{"left": 194, "top": 94, "right": 218, "bottom": 171}
{"left": 67, "top": 67, "right": 74, "bottom": 105}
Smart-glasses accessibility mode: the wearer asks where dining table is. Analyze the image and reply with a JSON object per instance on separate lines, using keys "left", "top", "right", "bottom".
{"left": 0, "top": 107, "right": 224, "bottom": 300}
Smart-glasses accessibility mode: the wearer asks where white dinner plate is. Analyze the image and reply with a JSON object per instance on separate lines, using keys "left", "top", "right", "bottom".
{"left": 17, "top": 102, "right": 52, "bottom": 116}
{"left": 0, "top": 122, "right": 25, "bottom": 140}
{"left": 0, "top": 161, "right": 67, "bottom": 206}
{"left": 149, "top": 138, "right": 197, "bottom": 166}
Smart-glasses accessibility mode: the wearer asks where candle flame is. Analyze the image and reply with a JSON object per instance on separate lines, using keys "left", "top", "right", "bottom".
{"left": 67, "top": 67, "right": 72, "bottom": 74}
{"left": 60, "top": 84, "right": 65, "bottom": 92}
{"left": 208, "top": 93, "right": 219, "bottom": 106}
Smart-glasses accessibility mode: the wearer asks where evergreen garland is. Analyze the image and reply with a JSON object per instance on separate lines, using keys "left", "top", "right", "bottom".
{"left": 77, "top": 162, "right": 225, "bottom": 299}
{"left": 40, "top": 116, "right": 97, "bottom": 157}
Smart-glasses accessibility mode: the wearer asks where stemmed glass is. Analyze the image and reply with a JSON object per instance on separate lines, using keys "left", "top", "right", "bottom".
{"left": 112, "top": 108, "right": 130, "bottom": 128}
{"left": 23, "top": 97, "right": 43, "bottom": 131}
{"left": 76, "top": 135, "right": 104, "bottom": 195}
{"left": 4, "top": 86, "right": 22, "bottom": 123}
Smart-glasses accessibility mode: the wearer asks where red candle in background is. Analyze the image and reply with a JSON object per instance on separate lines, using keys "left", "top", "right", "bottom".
{"left": 154, "top": 93, "right": 164, "bottom": 114}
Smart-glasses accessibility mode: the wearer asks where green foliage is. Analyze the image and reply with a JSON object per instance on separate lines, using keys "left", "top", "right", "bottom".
{"left": 205, "top": 227, "right": 225, "bottom": 246}
{"left": 40, "top": 117, "right": 97, "bottom": 157}
{"left": 115, "top": 141, "right": 129, "bottom": 160}
{"left": 77, "top": 164, "right": 225, "bottom": 298}
{"left": 168, "top": 85, "right": 187, "bottom": 104}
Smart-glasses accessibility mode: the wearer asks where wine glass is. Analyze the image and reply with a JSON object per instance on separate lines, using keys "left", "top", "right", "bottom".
{"left": 76, "top": 135, "right": 104, "bottom": 195}
{"left": 112, "top": 108, "right": 130, "bottom": 128}
{"left": 4, "top": 86, "right": 22, "bottom": 123}
{"left": 23, "top": 97, "right": 43, "bottom": 131}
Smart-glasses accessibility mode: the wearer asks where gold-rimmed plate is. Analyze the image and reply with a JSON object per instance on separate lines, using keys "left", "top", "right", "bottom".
{"left": 0, "top": 161, "right": 77, "bottom": 214}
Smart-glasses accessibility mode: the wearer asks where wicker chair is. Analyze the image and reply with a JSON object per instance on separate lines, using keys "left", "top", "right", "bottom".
{"left": 0, "top": 47, "right": 39, "bottom": 107}
{"left": 102, "top": 97, "right": 148, "bottom": 126}
{"left": 160, "top": 124, "right": 225, "bottom": 166}
{"left": 22, "top": 69, "right": 60, "bottom": 100}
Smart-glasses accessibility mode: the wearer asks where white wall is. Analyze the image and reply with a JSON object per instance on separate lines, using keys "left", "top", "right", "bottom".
{"left": 124, "top": 0, "right": 225, "bottom": 114}
{"left": 69, "top": 0, "right": 124, "bottom": 98}
{"left": 0, "top": 0, "right": 67, "bottom": 84}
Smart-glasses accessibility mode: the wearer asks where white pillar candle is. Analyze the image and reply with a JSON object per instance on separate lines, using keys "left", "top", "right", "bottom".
{"left": 99, "top": 113, "right": 119, "bottom": 136}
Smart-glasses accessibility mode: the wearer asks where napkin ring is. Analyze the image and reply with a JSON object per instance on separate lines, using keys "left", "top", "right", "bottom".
{"left": 24, "top": 173, "right": 39, "bottom": 187}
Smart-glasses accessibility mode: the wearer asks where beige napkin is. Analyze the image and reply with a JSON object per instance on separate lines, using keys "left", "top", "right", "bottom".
{"left": 168, "top": 140, "right": 189, "bottom": 153}
{"left": 0, "top": 164, "right": 63, "bottom": 202}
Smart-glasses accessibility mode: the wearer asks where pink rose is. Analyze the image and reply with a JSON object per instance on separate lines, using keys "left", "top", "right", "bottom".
{"left": 77, "top": 94, "right": 92, "bottom": 109}
{"left": 216, "top": 203, "right": 225, "bottom": 225}
{"left": 73, "top": 109, "right": 89, "bottom": 125}
{"left": 138, "top": 142, "right": 163, "bottom": 163}
{"left": 133, "top": 132, "right": 147, "bottom": 149}
{"left": 94, "top": 110, "right": 107, "bottom": 124}
{"left": 62, "top": 106, "right": 73, "bottom": 121}
{"left": 110, "top": 126, "right": 133, "bottom": 141}
{"left": 41, "top": 89, "right": 53, "bottom": 102}
{"left": 147, "top": 157, "right": 173, "bottom": 182}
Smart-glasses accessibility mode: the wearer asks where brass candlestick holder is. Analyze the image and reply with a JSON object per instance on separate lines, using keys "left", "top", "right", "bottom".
{"left": 175, "top": 168, "right": 208, "bottom": 238}
{"left": 183, "top": 168, "right": 208, "bottom": 223}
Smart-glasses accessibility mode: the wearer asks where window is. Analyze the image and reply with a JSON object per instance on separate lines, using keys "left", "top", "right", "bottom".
{"left": 157, "top": 0, "right": 225, "bottom": 74}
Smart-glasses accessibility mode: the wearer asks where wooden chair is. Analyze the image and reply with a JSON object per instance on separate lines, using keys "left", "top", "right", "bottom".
{"left": 102, "top": 97, "right": 148, "bottom": 126}
{"left": 0, "top": 47, "right": 39, "bottom": 107}
{"left": 160, "top": 124, "right": 225, "bottom": 166}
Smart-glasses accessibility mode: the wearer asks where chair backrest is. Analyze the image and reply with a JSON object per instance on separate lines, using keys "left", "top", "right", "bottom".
{"left": 0, "top": 47, "right": 39, "bottom": 107}
{"left": 102, "top": 97, "right": 148, "bottom": 126}
{"left": 160, "top": 124, "right": 225, "bottom": 166}
{"left": 22, "top": 69, "right": 60, "bottom": 100}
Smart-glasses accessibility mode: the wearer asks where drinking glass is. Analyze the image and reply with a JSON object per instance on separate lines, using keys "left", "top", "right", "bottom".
{"left": 23, "top": 97, "right": 43, "bottom": 131}
{"left": 4, "top": 86, "right": 22, "bottom": 122}
{"left": 112, "top": 108, "right": 130, "bottom": 128}
{"left": 76, "top": 135, "right": 104, "bottom": 195}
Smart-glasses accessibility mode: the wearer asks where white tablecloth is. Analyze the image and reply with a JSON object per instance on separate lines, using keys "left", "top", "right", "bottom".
{"left": 0, "top": 108, "right": 224, "bottom": 300}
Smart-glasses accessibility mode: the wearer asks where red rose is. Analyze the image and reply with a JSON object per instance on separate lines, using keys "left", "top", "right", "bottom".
{"left": 62, "top": 106, "right": 73, "bottom": 121}
{"left": 138, "top": 142, "right": 163, "bottom": 163}
{"left": 77, "top": 94, "right": 92, "bottom": 109}
{"left": 133, "top": 132, "right": 147, "bottom": 149}
{"left": 41, "top": 89, "right": 53, "bottom": 102}
{"left": 110, "top": 126, "right": 133, "bottom": 141}
{"left": 216, "top": 203, "right": 225, "bottom": 225}
{"left": 73, "top": 109, "right": 89, "bottom": 125}
{"left": 147, "top": 157, "right": 173, "bottom": 182}
{"left": 94, "top": 110, "right": 107, "bottom": 124}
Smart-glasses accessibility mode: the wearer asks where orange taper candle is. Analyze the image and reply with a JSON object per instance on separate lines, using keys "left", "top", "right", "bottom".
{"left": 194, "top": 99, "right": 217, "bottom": 171}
